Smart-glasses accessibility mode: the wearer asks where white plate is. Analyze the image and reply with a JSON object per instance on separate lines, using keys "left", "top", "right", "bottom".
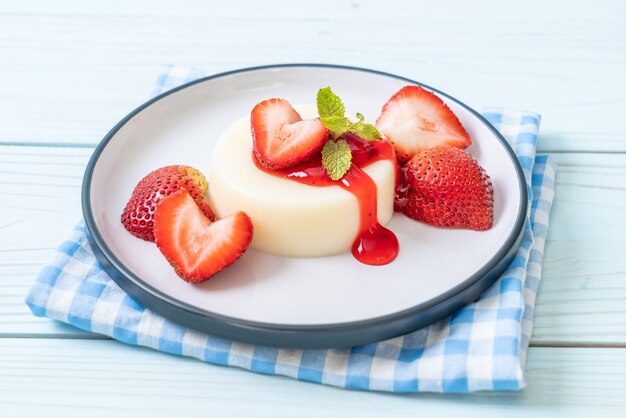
{"left": 83, "top": 64, "right": 526, "bottom": 348}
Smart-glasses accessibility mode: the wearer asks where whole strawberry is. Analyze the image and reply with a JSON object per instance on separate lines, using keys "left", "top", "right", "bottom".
{"left": 397, "top": 146, "right": 494, "bottom": 230}
{"left": 121, "top": 165, "right": 215, "bottom": 241}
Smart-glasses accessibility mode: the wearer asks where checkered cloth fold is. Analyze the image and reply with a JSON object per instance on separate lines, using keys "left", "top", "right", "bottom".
{"left": 26, "top": 65, "right": 556, "bottom": 393}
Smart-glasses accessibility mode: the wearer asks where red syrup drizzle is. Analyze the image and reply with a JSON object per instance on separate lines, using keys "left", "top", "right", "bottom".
{"left": 253, "top": 132, "right": 400, "bottom": 265}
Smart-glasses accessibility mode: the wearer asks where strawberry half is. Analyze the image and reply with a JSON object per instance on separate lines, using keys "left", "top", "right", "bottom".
{"left": 121, "top": 165, "right": 215, "bottom": 242}
{"left": 376, "top": 86, "right": 471, "bottom": 163}
{"left": 397, "top": 146, "right": 493, "bottom": 230}
{"left": 251, "top": 98, "right": 328, "bottom": 169}
{"left": 154, "top": 190, "right": 253, "bottom": 283}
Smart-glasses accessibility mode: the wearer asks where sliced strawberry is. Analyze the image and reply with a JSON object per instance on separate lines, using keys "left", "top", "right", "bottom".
{"left": 121, "top": 165, "right": 214, "bottom": 242}
{"left": 397, "top": 146, "right": 493, "bottom": 230}
{"left": 154, "top": 189, "right": 253, "bottom": 282}
{"left": 251, "top": 98, "right": 328, "bottom": 169}
{"left": 376, "top": 86, "right": 471, "bottom": 163}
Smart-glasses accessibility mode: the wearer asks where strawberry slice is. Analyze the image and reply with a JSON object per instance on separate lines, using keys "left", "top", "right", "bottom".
{"left": 376, "top": 86, "right": 471, "bottom": 163}
{"left": 154, "top": 189, "right": 253, "bottom": 282}
{"left": 251, "top": 98, "right": 328, "bottom": 169}
{"left": 397, "top": 146, "right": 493, "bottom": 230}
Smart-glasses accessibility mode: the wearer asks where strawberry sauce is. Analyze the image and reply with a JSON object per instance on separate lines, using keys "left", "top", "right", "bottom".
{"left": 253, "top": 132, "right": 400, "bottom": 265}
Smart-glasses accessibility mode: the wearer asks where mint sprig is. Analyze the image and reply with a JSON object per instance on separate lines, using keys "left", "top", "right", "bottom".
{"left": 316, "top": 87, "right": 381, "bottom": 180}
{"left": 316, "top": 87, "right": 381, "bottom": 142}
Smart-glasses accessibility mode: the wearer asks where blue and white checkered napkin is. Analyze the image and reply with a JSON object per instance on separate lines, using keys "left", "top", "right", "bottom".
{"left": 26, "top": 66, "right": 557, "bottom": 393}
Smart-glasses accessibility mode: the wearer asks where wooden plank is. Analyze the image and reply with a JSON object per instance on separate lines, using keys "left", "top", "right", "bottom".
{"left": 0, "top": 339, "right": 624, "bottom": 417}
{"left": 0, "top": 0, "right": 624, "bottom": 151}
{"left": 533, "top": 153, "right": 626, "bottom": 345}
{"left": 0, "top": 146, "right": 91, "bottom": 336}
{"left": 1, "top": 146, "right": 625, "bottom": 345}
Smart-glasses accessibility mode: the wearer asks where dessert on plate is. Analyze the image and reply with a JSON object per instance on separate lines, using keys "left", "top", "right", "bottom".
{"left": 208, "top": 102, "right": 396, "bottom": 260}
{"left": 121, "top": 85, "right": 494, "bottom": 282}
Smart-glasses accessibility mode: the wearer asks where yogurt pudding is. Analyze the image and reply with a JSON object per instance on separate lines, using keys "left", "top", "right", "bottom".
{"left": 209, "top": 106, "right": 398, "bottom": 260}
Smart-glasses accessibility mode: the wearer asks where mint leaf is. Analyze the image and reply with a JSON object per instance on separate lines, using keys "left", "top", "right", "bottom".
{"left": 316, "top": 88, "right": 380, "bottom": 142}
{"left": 321, "top": 139, "right": 352, "bottom": 181}
{"left": 321, "top": 115, "right": 350, "bottom": 139}
{"left": 317, "top": 87, "right": 345, "bottom": 118}
{"left": 348, "top": 112, "right": 382, "bottom": 141}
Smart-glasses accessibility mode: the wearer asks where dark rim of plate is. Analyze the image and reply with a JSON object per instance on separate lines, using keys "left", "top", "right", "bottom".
{"left": 82, "top": 63, "right": 528, "bottom": 348}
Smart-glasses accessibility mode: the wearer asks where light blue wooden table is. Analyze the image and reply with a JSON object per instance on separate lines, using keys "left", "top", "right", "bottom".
{"left": 1, "top": 1, "right": 625, "bottom": 416}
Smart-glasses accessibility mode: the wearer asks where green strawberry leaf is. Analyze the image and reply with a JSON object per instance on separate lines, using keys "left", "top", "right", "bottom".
{"left": 321, "top": 139, "right": 352, "bottom": 181}
{"left": 317, "top": 87, "right": 345, "bottom": 118}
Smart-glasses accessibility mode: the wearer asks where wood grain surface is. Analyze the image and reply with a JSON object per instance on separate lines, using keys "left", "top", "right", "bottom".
{"left": 1, "top": 1, "right": 624, "bottom": 151}
{"left": 0, "top": 339, "right": 625, "bottom": 417}
{"left": 1, "top": 0, "right": 625, "bottom": 416}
